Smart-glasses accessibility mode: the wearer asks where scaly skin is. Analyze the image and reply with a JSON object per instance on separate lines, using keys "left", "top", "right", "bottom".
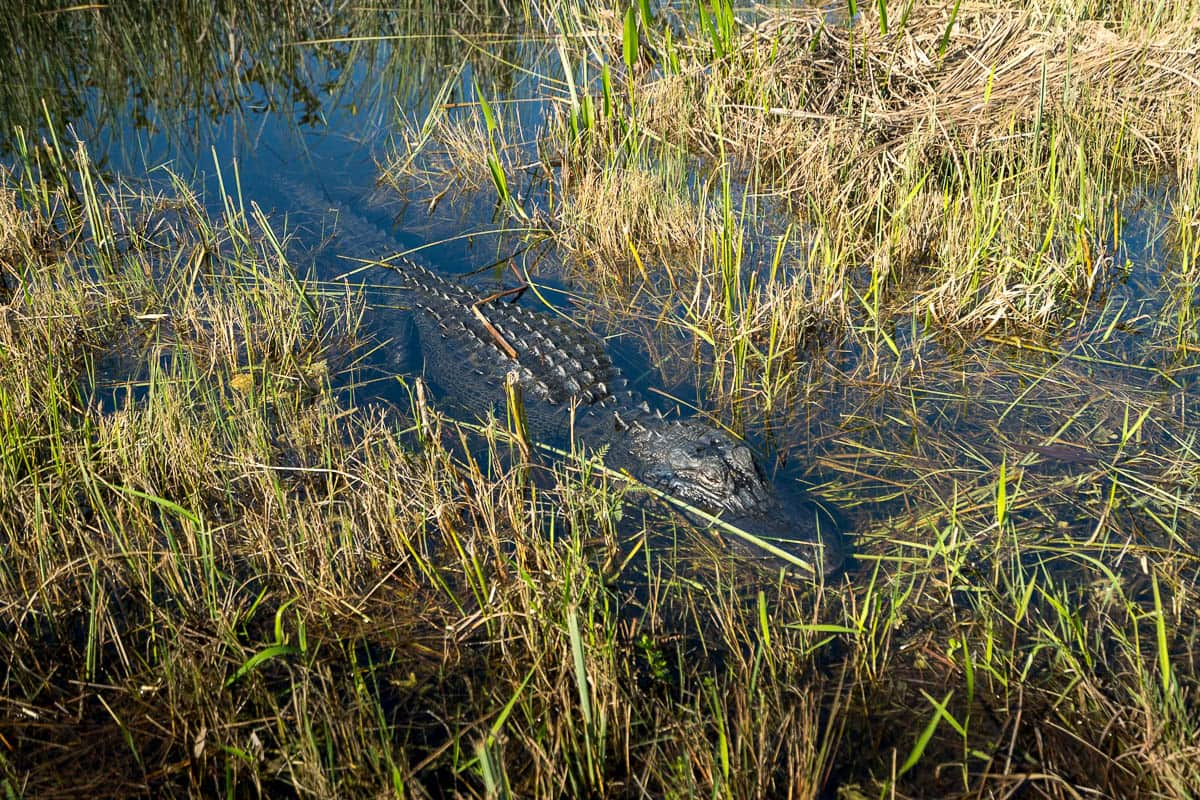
{"left": 388, "top": 257, "right": 844, "bottom": 577}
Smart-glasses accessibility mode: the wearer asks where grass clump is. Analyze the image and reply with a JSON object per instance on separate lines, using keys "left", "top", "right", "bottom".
{"left": 386, "top": 108, "right": 503, "bottom": 206}
{"left": 554, "top": 161, "right": 714, "bottom": 278}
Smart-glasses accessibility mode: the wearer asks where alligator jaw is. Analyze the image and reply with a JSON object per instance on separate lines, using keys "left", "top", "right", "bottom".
{"left": 718, "top": 487, "right": 845, "bottom": 577}
{"left": 621, "top": 417, "right": 845, "bottom": 577}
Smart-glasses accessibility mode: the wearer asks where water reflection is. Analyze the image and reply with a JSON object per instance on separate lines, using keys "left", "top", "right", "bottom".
{"left": 0, "top": 1, "right": 535, "bottom": 219}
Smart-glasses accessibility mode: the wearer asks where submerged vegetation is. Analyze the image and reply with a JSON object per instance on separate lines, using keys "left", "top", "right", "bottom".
{"left": 4, "top": 0, "right": 1200, "bottom": 797}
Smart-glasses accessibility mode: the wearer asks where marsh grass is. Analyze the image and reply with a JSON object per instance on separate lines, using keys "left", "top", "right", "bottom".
{"left": 388, "top": 102, "right": 498, "bottom": 202}
{"left": 798, "top": 328, "right": 1200, "bottom": 795}
{"left": 380, "top": 0, "right": 1200, "bottom": 417}
{"left": 379, "top": 7, "right": 1200, "bottom": 790}
{"left": 6, "top": 1, "right": 1200, "bottom": 798}
{"left": 6, "top": 134, "right": 1200, "bottom": 798}
{"left": 554, "top": 160, "right": 714, "bottom": 276}
{"left": 1, "top": 138, "right": 853, "bottom": 798}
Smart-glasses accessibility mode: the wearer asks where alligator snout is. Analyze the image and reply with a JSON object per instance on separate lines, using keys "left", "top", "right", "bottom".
{"left": 626, "top": 418, "right": 845, "bottom": 576}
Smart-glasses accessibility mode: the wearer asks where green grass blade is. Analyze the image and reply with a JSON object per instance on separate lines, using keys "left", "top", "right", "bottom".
{"left": 898, "top": 690, "right": 954, "bottom": 776}
{"left": 567, "top": 607, "right": 592, "bottom": 727}
{"left": 623, "top": 6, "right": 639, "bottom": 71}
{"left": 224, "top": 645, "right": 301, "bottom": 688}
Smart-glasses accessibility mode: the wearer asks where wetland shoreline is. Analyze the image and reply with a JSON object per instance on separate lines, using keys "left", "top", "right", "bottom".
{"left": 3, "top": 1, "right": 1200, "bottom": 797}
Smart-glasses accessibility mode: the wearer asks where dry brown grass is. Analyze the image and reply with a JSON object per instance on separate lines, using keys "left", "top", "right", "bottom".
{"left": 675, "top": 4, "right": 1200, "bottom": 179}
{"left": 555, "top": 162, "right": 715, "bottom": 274}
{"left": 387, "top": 112, "right": 495, "bottom": 195}
{"left": 382, "top": 104, "right": 542, "bottom": 218}
{"left": 0, "top": 181, "right": 60, "bottom": 290}
{"left": 535, "top": 1, "right": 1200, "bottom": 353}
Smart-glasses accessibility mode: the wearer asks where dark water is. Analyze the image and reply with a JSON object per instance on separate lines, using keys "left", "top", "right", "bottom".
{"left": 0, "top": 3, "right": 543, "bottom": 262}
{"left": 1, "top": 4, "right": 557, "bottom": 387}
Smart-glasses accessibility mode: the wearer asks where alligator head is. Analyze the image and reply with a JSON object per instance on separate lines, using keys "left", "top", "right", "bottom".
{"left": 619, "top": 417, "right": 843, "bottom": 576}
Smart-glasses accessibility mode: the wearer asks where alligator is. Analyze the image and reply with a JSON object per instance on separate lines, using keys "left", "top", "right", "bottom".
{"left": 382, "top": 257, "right": 844, "bottom": 577}
{"left": 276, "top": 179, "right": 844, "bottom": 576}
